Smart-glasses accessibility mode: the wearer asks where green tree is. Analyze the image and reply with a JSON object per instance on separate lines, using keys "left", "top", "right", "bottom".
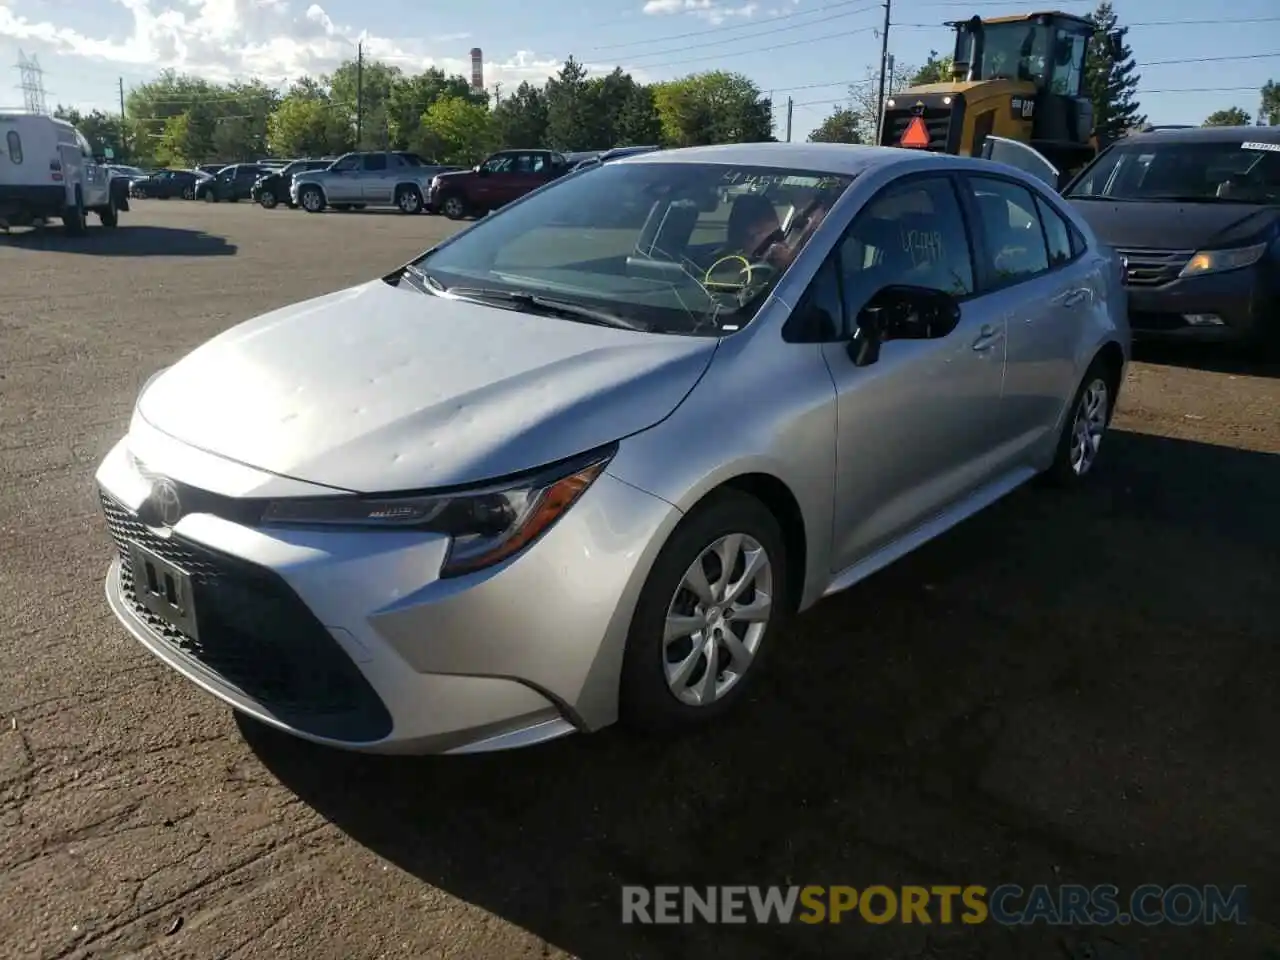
{"left": 327, "top": 57, "right": 400, "bottom": 149}
{"left": 1260, "top": 80, "right": 1279, "bottom": 126}
{"left": 910, "top": 51, "right": 955, "bottom": 86}
{"left": 614, "top": 85, "right": 663, "bottom": 146}
{"left": 582, "top": 68, "right": 644, "bottom": 148}
{"left": 544, "top": 56, "right": 593, "bottom": 150}
{"left": 387, "top": 68, "right": 481, "bottom": 149}
{"left": 416, "top": 95, "right": 499, "bottom": 164}
{"left": 492, "top": 81, "right": 548, "bottom": 148}
{"left": 807, "top": 107, "right": 862, "bottom": 143}
{"left": 1204, "top": 107, "right": 1251, "bottom": 127}
{"left": 652, "top": 72, "right": 772, "bottom": 147}
{"left": 123, "top": 71, "right": 276, "bottom": 164}
{"left": 267, "top": 91, "right": 351, "bottom": 156}
{"left": 1085, "top": 1, "right": 1145, "bottom": 144}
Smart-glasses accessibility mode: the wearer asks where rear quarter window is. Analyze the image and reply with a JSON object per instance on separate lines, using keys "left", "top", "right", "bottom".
{"left": 6, "top": 130, "right": 22, "bottom": 164}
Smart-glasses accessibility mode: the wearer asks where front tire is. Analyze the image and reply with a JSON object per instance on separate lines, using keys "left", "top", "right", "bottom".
{"left": 203, "top": 190, "right": 215, "bottom": 203}
{"left": 299, "top": 186, "right": 325, "bottom": 213}
{"left": 440, "top": 193, "right": 467, "bottom": 220}
{"left": 259, "top": 189, "right": 277, "bottom": 209}
{"left": 1041, "top": 355, "right": 1119, "bottom": 487}
{"left": 182, "top": 185, "right": 195, "bottom": 200}
{"left": 396, "top": 185, "right": 424, "bottom": 214}
{"left": 619, "top": 489, "right": 789, "bottom": 734}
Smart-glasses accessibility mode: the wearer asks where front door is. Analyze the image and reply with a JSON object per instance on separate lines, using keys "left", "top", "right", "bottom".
{"left": 326, "top": 155, "right": 361, "bottom": 201}
{"left": 359, "top": 153, "right": 392, "bottom": 202}
{"left": 821, "top": 174, "right": 1011, "bottom": 571}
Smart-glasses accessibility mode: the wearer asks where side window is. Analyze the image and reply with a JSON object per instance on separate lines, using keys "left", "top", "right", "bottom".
{"left": 1034, "top": 195, "right": 1073, "bottom": 266}
{"left": 332, "top": 155, "right": 359, "bottom": 172}
{"left": 6, "top": 130, "right": 21, "bottom": 164}
{"left": 836, "top": 176, "right": 975, "bottom": 322}
{"left": 967, "top": 177, "right": 1050, "bottom": 286}
{"left": 483, "top": 153, "right": 514, "bottom": 173}
{"left": 787, "top": 253, "right": 844, "bottom": 341}
{"left": 362, "top": 154, "right": 388, "bottom": 172}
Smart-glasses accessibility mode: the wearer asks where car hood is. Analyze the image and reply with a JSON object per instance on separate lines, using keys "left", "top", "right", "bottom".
{"left": 432, "top": 169, "right": 474, "bottom": 184}
{"left": 136, "top": 280, "right": 717, "bottom": 493}
{"left": 1068, "top": 198, "right": 1280, "bottom": 250}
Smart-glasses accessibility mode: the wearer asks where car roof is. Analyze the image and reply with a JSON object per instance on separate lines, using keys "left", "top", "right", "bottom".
{"left": 1119, "top": 125, "right": 1280, "bottom": 146}
{"left": 618, "top": 141, "right": 961, "bottom": 176}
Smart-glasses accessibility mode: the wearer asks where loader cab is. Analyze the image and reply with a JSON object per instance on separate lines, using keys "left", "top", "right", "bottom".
{"left": 949, "top": 12, "right": 1096, "bottom": 173}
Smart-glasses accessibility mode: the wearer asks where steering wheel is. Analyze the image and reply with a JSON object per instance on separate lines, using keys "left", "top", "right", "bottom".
{"left": 703, "top": 255, "right": 777, "bottom": 292}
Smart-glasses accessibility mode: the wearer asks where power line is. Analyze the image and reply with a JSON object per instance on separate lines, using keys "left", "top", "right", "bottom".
{"left": 893, "top": 15, "right": 1280, "bottom": 28}
{"left": 624, "top": 25, "right": 881, "bottom": 71}
{"left": 592, "top": 0, "right": 876, "bottom": 51}
{"left": 791, "top": 83, "right": 1267, "bottom": 108}
{"left": 619, "top": 3, "right": 881, "bottom": 61}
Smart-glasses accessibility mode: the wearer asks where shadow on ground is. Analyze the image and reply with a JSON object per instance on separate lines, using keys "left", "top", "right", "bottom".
{"left": 1133, "top": 341, "right": 1280, "bottom": 380}
{"left": 0, "top": 224, "right": 236, "bottom": 256}
{"left": 246, "top": 430, "right": 1280, "bottom": 960}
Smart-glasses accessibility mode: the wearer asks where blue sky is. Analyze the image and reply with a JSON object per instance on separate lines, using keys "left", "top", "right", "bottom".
{"left": 1, "top": 0, "right": 1277, "bottom": 142}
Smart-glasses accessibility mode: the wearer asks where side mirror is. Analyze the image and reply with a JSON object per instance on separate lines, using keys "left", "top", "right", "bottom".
{"left": 475, "top": 165, "right": 489, "bottom": 176}
{"left": 847, "top": 285, "right": 962, "bottom": 367}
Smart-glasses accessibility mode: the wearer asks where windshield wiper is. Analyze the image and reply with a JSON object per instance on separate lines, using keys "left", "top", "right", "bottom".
{"left": 443, "top": 286, "right": 645, "bottom": 331}
{"left": 1140, "top": 194, "right": 1236, "bottom": 203}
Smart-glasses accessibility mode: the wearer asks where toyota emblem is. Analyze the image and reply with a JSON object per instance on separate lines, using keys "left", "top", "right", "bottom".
{"left": 151, "top": 478, "right": 182, "bottom": 527}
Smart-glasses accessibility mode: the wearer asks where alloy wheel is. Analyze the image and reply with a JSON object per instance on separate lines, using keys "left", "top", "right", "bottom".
{"left": 663, "top": 533, "right": 773, "bottom": 707}
{"left": 399, "top": 191, "right": 421, "bottom": 213}
{"left": 1069, "top": 378, "right": 1109, "bottom": 476}
{"left": 443, "top": 196, "right": 465, "bottom": 218}
{"left": 301, "top": 189, "right": 322, "bottom": 212}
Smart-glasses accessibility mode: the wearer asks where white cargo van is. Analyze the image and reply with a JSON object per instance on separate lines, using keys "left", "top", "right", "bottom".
{"left": 0, "top": 112, "right": 126, "bottom": 234}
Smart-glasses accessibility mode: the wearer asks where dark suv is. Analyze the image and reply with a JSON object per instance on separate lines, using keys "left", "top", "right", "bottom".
{"left": 427, "top": 149, "right": 573, "bottom": 220}
{"left": 253, "top": 158, "right": 335, "bottom": 209}
{"left": 1065, "top": 126, "right": 1280, "bottom": 348}
{"left": 194, "top": 164, "right": 270, "bottom": 203}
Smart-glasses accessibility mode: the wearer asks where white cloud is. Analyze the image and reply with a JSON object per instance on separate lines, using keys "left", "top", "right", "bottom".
{"left": 641, "top": 0, "right": 759, "bottom": 25}
{"left": 0, "top": 0, "right": 604, "bottom": 93}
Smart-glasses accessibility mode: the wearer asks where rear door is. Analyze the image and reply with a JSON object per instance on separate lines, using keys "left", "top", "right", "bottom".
{"left": 959, "top": 173, "right": 1087, "bottom": 460}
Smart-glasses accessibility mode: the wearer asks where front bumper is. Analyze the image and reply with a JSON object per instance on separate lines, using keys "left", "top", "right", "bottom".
{"left": 94, "top": 425, "right": 679, "bottom": 754}
{"left": 1124, "top": 260, "right": 1278, "bottom": 344}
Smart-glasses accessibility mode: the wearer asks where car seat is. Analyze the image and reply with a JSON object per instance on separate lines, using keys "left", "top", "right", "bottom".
{"left": 727, "top": 193, "right": 783, "bottom": 258}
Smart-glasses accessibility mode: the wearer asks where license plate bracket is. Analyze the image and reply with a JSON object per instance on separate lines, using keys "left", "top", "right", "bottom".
{"left": 127, "top": 541, "right": 199, "bottom": 640}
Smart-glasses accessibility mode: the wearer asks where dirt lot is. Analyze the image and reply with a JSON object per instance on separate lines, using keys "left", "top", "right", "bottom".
{"left": 1, "top": 202, "right": 1277, "bottom": 960}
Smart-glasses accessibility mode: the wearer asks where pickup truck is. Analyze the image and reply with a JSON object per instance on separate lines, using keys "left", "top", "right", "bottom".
{"left": 426, "top": 149, "right": 574, "bottom": 220}
{"left": 291, "top": 151, "right": 457, "bottom": 214}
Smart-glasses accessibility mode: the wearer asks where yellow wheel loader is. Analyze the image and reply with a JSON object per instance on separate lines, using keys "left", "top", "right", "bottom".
{"left": 880, "top": 11, "right": 1111, "bottom": 183}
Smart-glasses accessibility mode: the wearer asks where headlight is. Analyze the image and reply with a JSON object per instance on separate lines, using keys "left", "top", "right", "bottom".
{"left": 260, "top": 446, "right": 615, "bottom": 577}
{"left": 1178, "top": 242, "right": 1268, "bottom": 279}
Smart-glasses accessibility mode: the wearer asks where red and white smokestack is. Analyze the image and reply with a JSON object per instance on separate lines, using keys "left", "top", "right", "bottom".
{"left": 470, "top": 48, "right": 483, "bottom": 91}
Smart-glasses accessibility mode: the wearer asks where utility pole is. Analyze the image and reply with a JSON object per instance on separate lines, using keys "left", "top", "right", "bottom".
{"left": 355, "top": 41, "right": 364, "bottom": 147}
{"left": 874, "top": 0, "right": 892, "bottom": 144}
{"left": 491, "top": 81, "right": 502, "bottom": 106}
{"left": 118, "top": 77, "right": 128, "bottom": 156}
{"left": 785, "top": 97, "right": 794, "bottom": 142}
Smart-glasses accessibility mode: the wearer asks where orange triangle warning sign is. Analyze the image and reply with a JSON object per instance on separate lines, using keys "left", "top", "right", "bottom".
{"left": 899, "top": 116, "right": 931, "bottom": 149}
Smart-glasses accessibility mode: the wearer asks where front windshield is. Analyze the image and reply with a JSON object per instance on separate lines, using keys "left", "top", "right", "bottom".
{"left": 965, "top": 23, "right": 1051, "bottom": 84}
{"left": 1068, "top": 140, "right": 1280, "bottom": 203}
{"left": 413, "top": 161, "right": 854, "bottom": 336}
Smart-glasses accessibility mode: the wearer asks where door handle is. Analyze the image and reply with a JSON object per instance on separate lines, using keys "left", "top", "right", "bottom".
{"left": 972, "top": 324, "right": 1002, "bottom": 352}
{"left": 1062, "top": 289, "right": 1089, "bottom": 309}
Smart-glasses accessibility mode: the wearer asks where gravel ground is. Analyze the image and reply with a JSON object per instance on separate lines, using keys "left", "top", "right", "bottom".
{"left": 1, "top": 201, "right": 1277, "bottom": 960}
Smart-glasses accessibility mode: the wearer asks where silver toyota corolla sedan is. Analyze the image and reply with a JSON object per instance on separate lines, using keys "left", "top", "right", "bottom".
{"left": 96, "top": 143, "right": 1129, "bottom": 755}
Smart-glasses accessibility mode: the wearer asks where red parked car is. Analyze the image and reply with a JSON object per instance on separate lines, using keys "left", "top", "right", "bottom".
{"left": 426, "top": 149, "right": 573, "bottom": 220}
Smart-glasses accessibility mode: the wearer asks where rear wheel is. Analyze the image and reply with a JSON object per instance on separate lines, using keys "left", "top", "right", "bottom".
{"left": 203, "top": 190, "right": 215, "bottom": 203}
{"left": 99, "top": 196, "right": 119, "bottom": 228}
{"left": 182, "top": 185, "right": 195, "bottom": 200}
{"left": 1041, "top": 355, "right": 1120, "bottom": 487}
{"left": 62, "top": 189, "right": 87, "bottom": 236}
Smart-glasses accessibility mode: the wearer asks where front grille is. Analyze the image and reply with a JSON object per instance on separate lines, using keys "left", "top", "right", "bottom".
{"left": 1130, "top": 311, "right": 1189, "bottom": 332}
{"left": 1114, "top": 248, "right": 1193, "bottom": 287}
{"left": 882, "top": 107, "right": 952, "bottom": 151}
{"left": 99, "top": 490, "right": 392, "bottom": 742}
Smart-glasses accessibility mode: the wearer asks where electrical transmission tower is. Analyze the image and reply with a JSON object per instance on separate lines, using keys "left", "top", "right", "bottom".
{"left": 17, "top": 50, "right": 48, "bottom": 114}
